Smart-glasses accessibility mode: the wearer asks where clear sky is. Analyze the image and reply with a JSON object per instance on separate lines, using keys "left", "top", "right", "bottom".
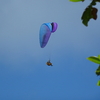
{"left": 0, "top": 0, "right": 100, "bottom": 100}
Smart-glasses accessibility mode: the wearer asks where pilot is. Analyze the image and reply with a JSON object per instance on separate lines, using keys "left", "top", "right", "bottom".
{"left": 46, "top": 60, "right": 53, "bottom": 66}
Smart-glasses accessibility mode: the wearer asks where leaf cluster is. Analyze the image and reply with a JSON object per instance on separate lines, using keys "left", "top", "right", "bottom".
{"left": 69, "top": 0, "right": 100, "bottom": 86}
{"left": 87, "top": 55, "right": 100, "bottom": 86}
{"left": 69, "top": 0, "right": 100, "bottom": 26}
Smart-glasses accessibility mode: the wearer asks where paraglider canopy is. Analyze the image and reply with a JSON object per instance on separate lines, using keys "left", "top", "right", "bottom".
{"left": 39, "top": 22, "right": 58, "bottom": 48}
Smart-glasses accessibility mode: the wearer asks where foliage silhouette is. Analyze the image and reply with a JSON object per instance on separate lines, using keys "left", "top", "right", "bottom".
{"left": 69, "top": 0, "right": 100, "bottom": 86}
{"left": 69, "top": 0, "right": 100, "bottom": 26}
{"left": 87, "top": 55, "right": 100, "bottom": 86}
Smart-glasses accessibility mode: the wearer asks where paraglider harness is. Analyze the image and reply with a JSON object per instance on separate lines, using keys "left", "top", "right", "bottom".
{"left": 46, "top": 60, "right": 53, "bottom": 66}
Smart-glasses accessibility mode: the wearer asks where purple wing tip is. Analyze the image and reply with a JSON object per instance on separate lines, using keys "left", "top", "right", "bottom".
{"left": 51, "top": 22, "right": 58, "bottom": 32}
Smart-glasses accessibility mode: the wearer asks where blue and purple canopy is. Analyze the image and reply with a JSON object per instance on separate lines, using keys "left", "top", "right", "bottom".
{"left": 39, "top": 22, "right": 58, "bottom": 48}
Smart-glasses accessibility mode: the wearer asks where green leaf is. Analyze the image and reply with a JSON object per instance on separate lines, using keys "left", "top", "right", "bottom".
{"left": 81, "top": 6, "right": 92, "bottom": 26}
{"left": 98, "top": 55, "right": 100, "bottom": 59}
{"left": 69, "top": 0, "right": 84, "bottom": 2}
{"left": 97, "top": 80, "right": 100, "bottom": 86}
{"left": 91, "top": 0, "right": 96, "bottom": 6}
{"left": 87, "top": 56, "right": 100, "bottom": 64}
{"left": 95, "top": 66, "right": 100, "bottom": 76}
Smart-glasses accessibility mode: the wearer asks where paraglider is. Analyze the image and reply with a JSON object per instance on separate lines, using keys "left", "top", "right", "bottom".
{"left": 39, "top": 22, "right": 58, "bottom": 66}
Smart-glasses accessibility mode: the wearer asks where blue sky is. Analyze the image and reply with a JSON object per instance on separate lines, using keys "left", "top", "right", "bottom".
{"left": 0, "top": 0, "right": 100, "bottom": 100}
